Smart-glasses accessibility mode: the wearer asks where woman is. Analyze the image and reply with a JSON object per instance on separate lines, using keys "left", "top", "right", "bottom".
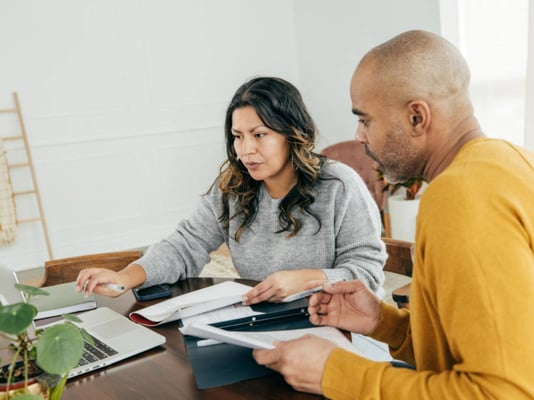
{"left": 77, "top": 77, "right": 386, "bottom": 304}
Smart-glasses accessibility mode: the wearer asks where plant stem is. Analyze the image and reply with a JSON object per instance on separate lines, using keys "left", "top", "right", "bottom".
{"left": 5, "top": 342, "right": 22, "bottom": 398}
{"left": 23, "top": 339, "right": 29, "bottom": 389}
{"left": 49, "top": 375, "right": 68, "bottom": 400}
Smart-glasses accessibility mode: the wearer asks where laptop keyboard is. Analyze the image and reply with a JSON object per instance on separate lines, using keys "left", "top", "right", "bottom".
{"left": 77, "top": 334, "right": 118, "bottom": 366}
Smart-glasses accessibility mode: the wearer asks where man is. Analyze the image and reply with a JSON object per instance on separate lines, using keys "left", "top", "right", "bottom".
{"left": 253, "top": 30, "right": 534, "bottom": 399}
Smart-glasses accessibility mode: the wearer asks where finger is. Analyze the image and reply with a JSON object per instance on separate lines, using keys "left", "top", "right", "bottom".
{"left": 252, "top": 348, "right": 278, "bottom": 367}
{"left": 247, "top": 288, "right": 274, "bottom": 305}
{"left": 309, "top": 313, "right": 324, "bottom": 326}
{"left": 84, "top": 273, "right": 113, "bottom": 297}
{"left": 303, "top": 279, "right": 328, "bottom": 290}
{"left": 76, "top": 269, "right": 92, "bottom": 292}
{"left": 83, "top": 278, "right": 98, "bottom": 297}
{"left": 308, "top": 291, "right": 331, "bottom": 307}
{"left": 243, "top": 282, "right": 272, "bottom": 305}
{"left": 308, "top": 305, "right": 330, "bottom": 326}
{"left": 322, "top": 279, "right": 360, "bottom": 294}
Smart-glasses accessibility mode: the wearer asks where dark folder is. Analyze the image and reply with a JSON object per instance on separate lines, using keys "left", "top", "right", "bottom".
{"left": 183, "top": 298, "right": 313, "bottom": 389}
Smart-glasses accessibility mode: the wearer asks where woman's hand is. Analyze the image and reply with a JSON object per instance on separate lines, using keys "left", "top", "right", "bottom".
{"left": 308, "top": 279, "right": 381, "bottom": 335}
{"left": 242, "top": 269, "right": 326, "bottom": 305}
{"left": 75, "top": 263, "right": 146, "bottom": 298}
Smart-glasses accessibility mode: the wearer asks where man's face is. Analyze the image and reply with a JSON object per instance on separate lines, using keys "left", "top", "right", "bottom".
{"left": 350, "top": 64, "right": 421, "bottom": 184}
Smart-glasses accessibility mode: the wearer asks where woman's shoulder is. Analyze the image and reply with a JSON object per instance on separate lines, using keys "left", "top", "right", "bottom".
{"left": 318, "top": 159, "right": 371, "bottom": 197}
{"left": 202, "top": 178, "right": 225, "bottom": 203}
{"left": 320, "top": 159, "right": 360, "bottom": 182}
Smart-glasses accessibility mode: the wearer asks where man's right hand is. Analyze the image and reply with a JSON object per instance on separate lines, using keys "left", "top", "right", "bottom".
{"left": 307, "top": 280, "right": 381, "bottom": 335}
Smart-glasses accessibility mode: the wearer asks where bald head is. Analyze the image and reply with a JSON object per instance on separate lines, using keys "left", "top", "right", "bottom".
{"left": 351, "top": 30, "right": 482, "bottom": 183}
{"left": 356, "top": 30, "right": 471, "bottom": 105}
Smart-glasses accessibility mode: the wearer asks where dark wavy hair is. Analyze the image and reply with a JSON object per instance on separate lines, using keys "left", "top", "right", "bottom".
{"left": 211, "top": 76, "right": 326, "bottom": 242}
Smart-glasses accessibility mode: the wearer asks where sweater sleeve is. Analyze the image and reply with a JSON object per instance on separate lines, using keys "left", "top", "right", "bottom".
{"left": 322, "top": 346, "right": 507, "bottom": 400}
{"left": 370, "top": 302, "right": 414, "bottom": 365}
{"left": 322, "top": 162, "right": 386, "bottom": 293}
{"left": 323, "top": 335, "right": 534, "bottom": 400}
{"left": 135, "top": 189, "right": 225, "bottom": 288}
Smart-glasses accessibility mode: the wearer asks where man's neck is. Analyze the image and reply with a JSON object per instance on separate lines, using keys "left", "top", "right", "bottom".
{"left": 423, "top": 116, "right": 485, "bottom": 182}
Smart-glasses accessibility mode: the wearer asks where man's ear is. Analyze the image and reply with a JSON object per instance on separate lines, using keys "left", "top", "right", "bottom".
{"left": 407, "top": 100, "right": 430, "bottom": 136}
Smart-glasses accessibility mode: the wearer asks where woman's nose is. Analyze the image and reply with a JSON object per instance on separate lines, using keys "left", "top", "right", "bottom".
{"left": 240, "top": 136, "right": 256, "bottom": 155}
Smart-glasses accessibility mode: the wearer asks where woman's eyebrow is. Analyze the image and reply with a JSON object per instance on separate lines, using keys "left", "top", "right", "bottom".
{"left": 231, "top": 124, "right": 266, "bottom": 134}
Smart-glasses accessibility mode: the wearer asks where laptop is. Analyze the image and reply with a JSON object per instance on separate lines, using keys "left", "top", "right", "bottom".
{"left": 0, "top": 263, "right": 166, "bottom": 378}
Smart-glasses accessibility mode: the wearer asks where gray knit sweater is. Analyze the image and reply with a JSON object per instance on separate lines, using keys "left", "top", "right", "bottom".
{"left": 136, "top": 161, "right": 386, "bottom": 292}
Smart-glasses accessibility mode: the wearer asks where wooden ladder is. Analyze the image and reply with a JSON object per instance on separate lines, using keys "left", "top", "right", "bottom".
{"left": 0, "top": 92, "right": 53, "bottom": 259}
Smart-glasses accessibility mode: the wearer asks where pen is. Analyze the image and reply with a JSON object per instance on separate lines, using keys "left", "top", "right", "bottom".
{"left": 102, "top": 283, "right": 125, "bottom": 292}
{"left": 281, "top": 279, "right": 346, "bottom": 303}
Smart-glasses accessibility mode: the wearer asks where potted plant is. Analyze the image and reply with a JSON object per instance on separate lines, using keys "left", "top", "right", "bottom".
{"left": 0, "top": 284, "right": 86, "bottom": 400}
{"left": 377, "top": 170, "right": 424, "bottom": 242}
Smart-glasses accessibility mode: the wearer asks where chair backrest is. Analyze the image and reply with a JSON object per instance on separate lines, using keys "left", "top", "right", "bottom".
{"left": 382, "top": 237, "right": 413, "bottom": 309}
{"left": 321, "top": 140, "right": 386, "bottom": 211}
{"left": 42, "top": 250, "right": 143, "bottom": 287}
{"left": 382, "top": 237, "right": 413, "bottom": 277}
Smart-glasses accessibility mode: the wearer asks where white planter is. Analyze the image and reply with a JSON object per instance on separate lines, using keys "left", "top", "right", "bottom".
{"left": 387, "top": 191, "right": 420, "bottom": 242}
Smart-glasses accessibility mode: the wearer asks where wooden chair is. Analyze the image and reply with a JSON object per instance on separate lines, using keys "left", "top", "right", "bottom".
{"left": 41, "top": 250, "right": 143, "bottom": 287}
{"left": 382, "top": 237, "right": 413, "bottom": 309}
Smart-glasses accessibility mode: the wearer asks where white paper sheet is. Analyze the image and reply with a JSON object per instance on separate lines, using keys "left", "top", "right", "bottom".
{"left": 180, "top": 324, "right": 360, "bottom": 354}
{"left": 129, "top": 281, "right": 252, "bottom": 326}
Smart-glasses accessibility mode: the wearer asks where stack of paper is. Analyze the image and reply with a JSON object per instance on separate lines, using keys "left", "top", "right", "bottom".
{"left": 129, "top": 281, "right": 252, "bottom": 326}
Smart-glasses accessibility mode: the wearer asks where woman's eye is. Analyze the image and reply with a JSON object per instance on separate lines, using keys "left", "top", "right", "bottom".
{"left": 255, "top": 132, "right": 266, "bottom": 138}
{"left": 232, "top": 134, "right": 242, "bottom": 140}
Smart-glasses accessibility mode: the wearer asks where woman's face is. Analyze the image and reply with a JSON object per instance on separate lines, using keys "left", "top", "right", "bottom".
{"left": 231, "top": 106, "right": 296, "bottom": 197}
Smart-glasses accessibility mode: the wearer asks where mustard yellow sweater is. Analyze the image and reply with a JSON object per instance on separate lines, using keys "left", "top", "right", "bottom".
{"left": 322, "top": 139, "right": 534, "bottom": 399}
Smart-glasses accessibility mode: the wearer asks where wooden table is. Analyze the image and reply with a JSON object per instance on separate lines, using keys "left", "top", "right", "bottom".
{"left": 47, "top": 277, "right": 321, "bottom": 400}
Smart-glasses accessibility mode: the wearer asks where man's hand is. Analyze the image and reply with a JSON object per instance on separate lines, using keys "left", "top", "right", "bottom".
{"left": 253, "top": 334, "right": 336, "bottom": 394}
{"left": 308, "top": 279, "right": 381, "bottom": 335}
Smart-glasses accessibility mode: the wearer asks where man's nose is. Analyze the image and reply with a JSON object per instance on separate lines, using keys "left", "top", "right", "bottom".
{"left": 355, "top": 127, "right": 368, "bottom": 143}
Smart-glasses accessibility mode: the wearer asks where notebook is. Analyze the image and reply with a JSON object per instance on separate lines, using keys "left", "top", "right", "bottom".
{"left": 29, "top": 281, "right": 97, "bottom": 320}
{"left": 0, "top": 263, "right": 166, "bottom": 378}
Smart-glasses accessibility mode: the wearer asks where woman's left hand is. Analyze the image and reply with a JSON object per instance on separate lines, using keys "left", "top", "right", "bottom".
{"left": 242, "top": 269, "right": 326, "bottom": 305}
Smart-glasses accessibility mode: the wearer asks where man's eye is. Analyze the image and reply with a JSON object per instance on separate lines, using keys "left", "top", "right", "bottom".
{"left": 358, "top": 119, "right": 369, "bottom": 127}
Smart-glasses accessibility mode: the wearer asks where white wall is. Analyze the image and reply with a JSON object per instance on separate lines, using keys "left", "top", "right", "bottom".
{"left": 294, "top": 0, "right": 441, "bottom": 149}
{"left": 0, "top": 0, "right": 440, "bottom": 270}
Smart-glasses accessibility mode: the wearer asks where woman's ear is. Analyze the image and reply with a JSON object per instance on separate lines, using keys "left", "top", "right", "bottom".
{"left": 407, "top": 100, "right": 430, "bottom": 136}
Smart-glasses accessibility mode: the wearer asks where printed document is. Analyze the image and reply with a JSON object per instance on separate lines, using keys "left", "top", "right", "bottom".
{"left": 180, "top": 323, "right": 361, "bottom": 354}
{"left": 129, "top": 281, "right": 251, "bottom": 326}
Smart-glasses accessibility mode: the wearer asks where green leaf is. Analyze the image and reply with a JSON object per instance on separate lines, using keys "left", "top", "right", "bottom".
{"left": 15, "top": 284, "right": 50, "bottom": 298}
{"left": 62, "top": 313, "right": 82, "bottom": 323}
{"left": 37, "top": 324, "right": 83, "bottom": 376}
{"left": 80, "top": 328, "right": 94, "bottom": 346}
{"left": 0, "top": 303, "right": 37, "bottom": 334}
{"left": 11, "top": 394, "right": 43, "bottom": 400}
